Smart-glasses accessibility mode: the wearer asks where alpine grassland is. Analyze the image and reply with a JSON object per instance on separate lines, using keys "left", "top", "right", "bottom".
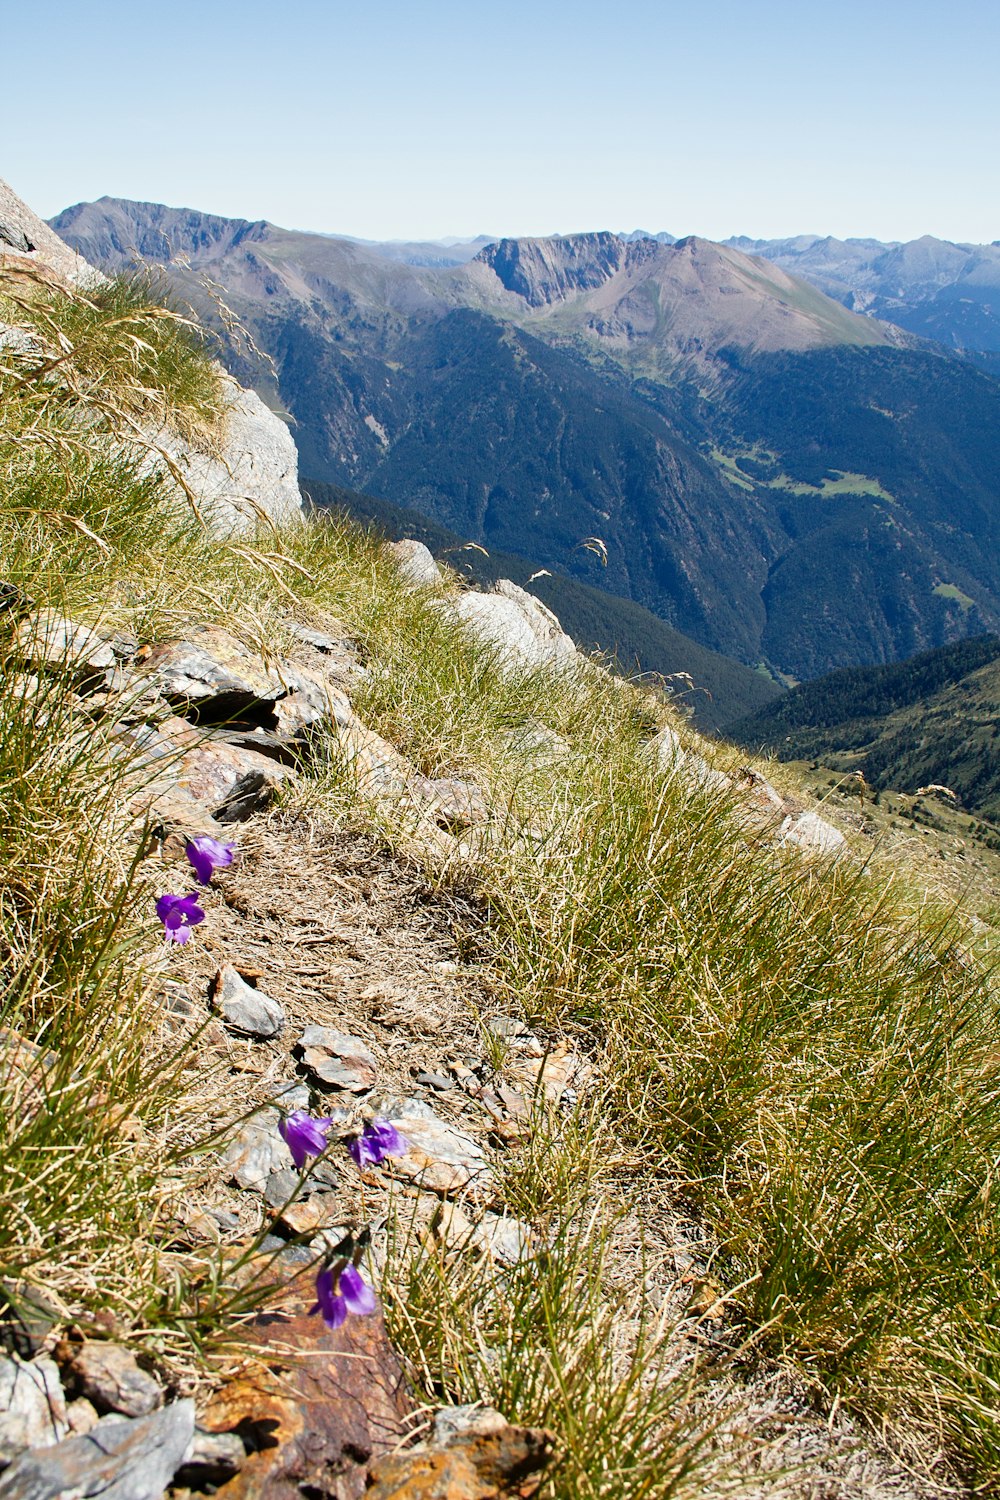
{"left": 2, "top": 259, "right": 1000, "bottom": 1494}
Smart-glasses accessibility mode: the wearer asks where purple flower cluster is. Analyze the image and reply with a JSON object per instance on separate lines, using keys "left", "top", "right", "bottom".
{"left": 348, "top": 1117, "right": 407, "bottom": 1168}
{"left": 156, "top": 838, "right": 236, "bottom": 945}
{"left": 313, "top": 1263, "right": 377, "bottom": 1329}
{"left": 271, "top": 1110, "right": 405, "bottom": 1329}
{"left": 278, "top": 1109, "right": 335, "bottom": 1170}
{"left": 186, "top": 836, "right": 236, "bottom": 886}
{"left": 155, "top": 892, "right": 205, "bottom": 945}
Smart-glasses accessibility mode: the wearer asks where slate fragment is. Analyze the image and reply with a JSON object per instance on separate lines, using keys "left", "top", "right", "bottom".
{"left": 0, "top": 1400, "right": 195, "bottom": 1500}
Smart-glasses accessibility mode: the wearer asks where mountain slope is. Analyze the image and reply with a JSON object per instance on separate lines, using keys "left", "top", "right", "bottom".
{"left": 302, "top": 477, "right": 783, "bottom": 732}
{"left": 726, "top": 232, "right": 1000, "bottom": 374}
{"left": 731, "top": 634, "right": 1000, "bottom": 821}
{"left": 51, "top": 198, "right": 1000, "bottom": 678}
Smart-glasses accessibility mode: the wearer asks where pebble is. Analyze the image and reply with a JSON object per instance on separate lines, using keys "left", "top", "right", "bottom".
{"left": 414, "top": 1071, "right": 454, "bottom": 1092}
{"left": 297, "top": 1026, "right": 378, "bottom": 1092}
{"left": 212, "top": 965, "right": 285, "bottom": 1039}
{"left": 66, "top": 1343, "right": 162, "bottom": 1419}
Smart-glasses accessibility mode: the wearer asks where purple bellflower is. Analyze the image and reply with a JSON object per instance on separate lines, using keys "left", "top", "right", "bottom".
{"left": 278, "top": 1109, "right": 335, "bottom": 1170}
{"left": 156, "top": 891, "right": 205, "bottom": 945}
{"left": 185, "top": 836, "right": 236, "bottom": 886}
{"left": 348, "top": 1117, "right": 408, "bottom": 1168}
{"left": 313, "top": 1263, "right": 377, "bottom": 1329}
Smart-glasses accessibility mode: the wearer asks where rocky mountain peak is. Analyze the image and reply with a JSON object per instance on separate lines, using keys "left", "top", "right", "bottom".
{"left": 475, "top": 231, "right": 628, "bottom": 306}
{"left": 49, "top": 196, "right": 270, "bottom": 272}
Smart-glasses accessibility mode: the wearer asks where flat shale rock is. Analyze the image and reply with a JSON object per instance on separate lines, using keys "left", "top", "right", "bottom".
{"left": 213, "top": 966, "right": 285, "bottom": 1039}
{"left": 0, "top": 1400, "right": 194, "bottom": 1500}
{"left": 199, "top": 1280, "right": 412, "bottom": 1500}
{"left": 13, "top": 612, "right": 115, "bottom": 678}
{"left": 297, "top": 1027, "right": 378, "bottom": 1092}
{"left": 381, "top": 1099, "right": 491, "bottom": 1197}
{"left": 221, "top": 1113, "right": 294, "bottom": 1193}
{"left": 130, "top": 728, "right": 295, "bottom": 830}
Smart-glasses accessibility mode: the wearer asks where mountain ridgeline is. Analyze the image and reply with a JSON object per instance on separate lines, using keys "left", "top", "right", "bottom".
{"left": 731, "top": 635, "right": 1000, "bottom": 822}
{"left": 51, "top": 198, "right": 1000, "bottom": 682}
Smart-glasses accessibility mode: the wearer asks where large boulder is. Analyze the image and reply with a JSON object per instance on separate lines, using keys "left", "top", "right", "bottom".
{"left": 0, "top": 177, "right": 95, "bottom": 285}
{"left": 451, "top": 580, "right": 576, "bottom": 669}
{"left": 0, "top": 176, "right": 303, "bottom": 537}
{"left": 147, "top": 377, "right": 303, "bottom": 536}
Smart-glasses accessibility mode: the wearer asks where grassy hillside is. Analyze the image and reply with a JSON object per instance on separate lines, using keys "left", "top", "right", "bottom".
{"left": 4, "top": 254, "right": 1000, "bottom": 1493}
{"left": 732, "top": 635, "right": 1000, "bottom": 822}
{"left": 302, "top": 478, "right": 783, "bottom": 733}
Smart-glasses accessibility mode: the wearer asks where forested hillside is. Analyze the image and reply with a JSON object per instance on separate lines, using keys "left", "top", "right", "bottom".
{"left": 732, "top": 635, "right": 1000, "bottom": 821}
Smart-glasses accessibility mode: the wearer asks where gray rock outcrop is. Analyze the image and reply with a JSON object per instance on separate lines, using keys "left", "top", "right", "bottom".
{"left": 0, "top": 176, "right": 303, "bottom": 537}
{"left": 145, "top": 377, "right": 302, "bottom": 536}
{"left": 451, "top": 580, "right": 577, "bottom": 669}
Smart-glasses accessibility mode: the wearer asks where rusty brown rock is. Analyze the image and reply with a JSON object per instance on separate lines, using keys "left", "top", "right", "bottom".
{"left": 129, "top": 728, "right": 295, "bottom": 831}
{"left": 365, "top": 1422, "right": 556, "bottom": 1499}
{"left": 200, "top": 1275, "right": 413, "bottom": 1500}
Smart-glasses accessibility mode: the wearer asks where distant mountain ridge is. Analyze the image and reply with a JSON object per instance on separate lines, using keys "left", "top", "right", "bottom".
{"left": 50, "top": 197, "right": 1000, "bottom": 681}
{"left": 721, "top": 232, "right": 1000, "bottom": 374}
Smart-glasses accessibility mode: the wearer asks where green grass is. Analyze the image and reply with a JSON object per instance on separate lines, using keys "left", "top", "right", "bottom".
{"left": 933, "top": 581, "right": 976, "bottom": 611}
{"left": 768, "top": 468, "right": 895, "bottom": 501}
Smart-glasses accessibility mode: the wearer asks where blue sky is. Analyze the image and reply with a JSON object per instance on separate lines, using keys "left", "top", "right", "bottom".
{"left": 5, "top": 0, "right": 998, "bottom": 243}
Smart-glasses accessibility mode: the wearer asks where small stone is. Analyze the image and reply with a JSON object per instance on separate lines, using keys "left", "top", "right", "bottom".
{"left": 0, "top": 1401, "right": 194, "bottom": 1500}
{"left": 220, "top": 1114, "right": 293, "bottom": 1192}
{"left": 208, "top": 1208, "right": 241, "bottom": 1234}
{"left": 0, "top": 1285, "right": 58, "bottom": 1359}
{"left": 297, "top": 1026, "right": 378, "bottom": 1092}
{"left": 473, "top": 1214, "right": 534, "bottom": 1267}
{"left": 212, "top": 966, "right": 285, "bottom": 1039}
{"left": 415, "top": 1071, "right": 454, "bottom": 1092}
{"left": 385, "top": 539, "right": 442, "bottom": 587}
{"left": 285, "top": 621, "right": 352, "bottom": 654}
{"left": 159, "top": 982, "right": 196, "bottom": 1018}
{"left": 65, "top": 1399, "right": 99, "bottom": 1436}
{"left": 270, "top": 1080, "right": 312, "bottom": 1110}
{"left": 175, "top": 1427, "right": 246, "bottom": 1486}
{"left": 277, "top": 1195, "right": 342, "bottom": 1238}
{"left": 263, "top": 1168, "right": 302, "bottom": 1210}
{"left": 0, "top": 1356, "right": 67, "bottom": 1449}
{"left": 486, "top": 1016, "right": 529, "bottom": 1040}
{"left": 67, "top": 1343, "right": 162, "bottom": 1419}
{"left": 433, "top": 1404, "right": 508, "bottom": 1444}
